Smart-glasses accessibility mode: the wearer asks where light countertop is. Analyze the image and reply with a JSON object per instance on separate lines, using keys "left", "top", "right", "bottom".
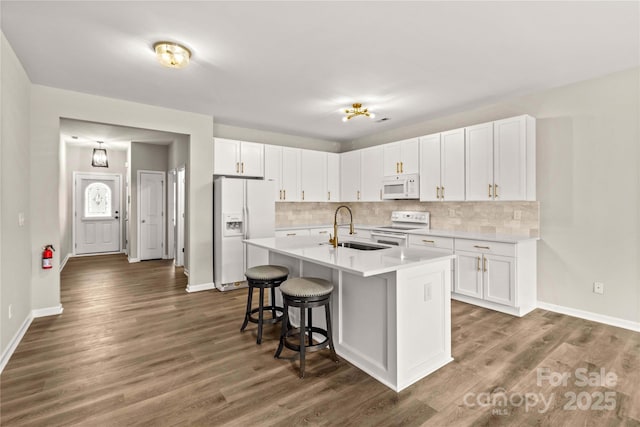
{"left": 245, "top": 236, "right": 454, "bottom": 277}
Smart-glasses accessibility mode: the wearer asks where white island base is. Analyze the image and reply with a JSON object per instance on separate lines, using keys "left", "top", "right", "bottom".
{"left": 260, "top": 241, "right": 454, "bottom": 392}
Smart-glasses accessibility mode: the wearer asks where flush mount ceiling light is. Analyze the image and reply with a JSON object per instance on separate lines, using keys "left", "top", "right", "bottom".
{"left": 342, "top": 103, "right": 375, "bottom": 122}
{"left": 91, "top": 141, "right": 109, "bottom": 168}
{"left": 153, "top": 41, "right": 191, "bottom": 69}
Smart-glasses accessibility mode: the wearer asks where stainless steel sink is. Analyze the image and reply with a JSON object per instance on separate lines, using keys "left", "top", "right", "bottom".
{"left": 338, "top": 241, "right": 389, "bottom": 251}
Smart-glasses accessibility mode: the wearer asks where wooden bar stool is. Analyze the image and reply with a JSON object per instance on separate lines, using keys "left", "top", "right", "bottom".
{"left": 274, "top": 277, "right": 337, "bottom": 378}
{"left": 241, "top": 265, "right": 289, "bottom": 344}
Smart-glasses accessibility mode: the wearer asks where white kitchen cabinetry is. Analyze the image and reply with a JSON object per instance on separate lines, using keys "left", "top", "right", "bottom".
{"left": 383, "top": 138, "right": 419, "bottom": 176}
{"left": 419, "top": 129, "right": 465, "bottom": 202}
{"left": 360, "top": 146, "right": 384, "bottom": 201}
{"left": 300, "top": 150, "right": 326, "bottom": 202}
{"left": 340, "top": 150, "right": 361, "bottom": 202}
{"left": 275, "top": 229, "right": 311, "bottom": 237}
{"left": 214, "top": 138, "right": 264, "bottom": 178}
{"left": 309, "top": 227, "right": 332, "bottom": 236}
{"left": 265, "top": 145, "right": 301, "bottom": 202}
{"left": 408, "top": 234, "right": 454, "bottom": 255}
{"left": 338, "top": 227, "right": 372, "bottom": 242}
{"left": 465, "top": 115, "right": 535, "bottom": 201}
{"left": 453, "top": 238, "right": 536, "bottom": 316}
{"left": 327, "top": 153, "right": 340, "bottom": 202}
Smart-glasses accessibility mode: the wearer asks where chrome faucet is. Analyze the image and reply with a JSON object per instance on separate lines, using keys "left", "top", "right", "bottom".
{"left": 329, "top": 205, "right": 354, "bottom": 248}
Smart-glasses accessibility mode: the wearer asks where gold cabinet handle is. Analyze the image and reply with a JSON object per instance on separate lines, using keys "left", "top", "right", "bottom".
{"left": 279, "top": 190, "right": 282, "bottom": 200}
{"left": 236, "top": 162, "right": 239, "bottom": 173}
{"left": 357, "top": 190, "right": 361, "bottom": 200}
{"left": 473, "top": 245, "right": 490, "bottom": 250}
{"left": 302, "top": 190, "right": 305, "bottom": 201}
{"left": 400, "top": 161, "right": 403, "bottom": 173}
{"left": 422, "top": 239, "right": 435, "bottom": 244}
{"left": 436, "top": 186, "right": 440, "bottom": 199}
{"left": 286, "top": 233, "right": 296, "bottom": 236}
{"left": 396, "top": 162, "right": 399, "bottom": 174}
{"left": 477, "top": 256, "right": 481, "bottom": 272}
{"left": 318, "top": 231, "right": 328, "bottom": 234}
{"left": 241, "top": 162, "right": 244, "bottom": 174}
{"left": 441, "top": 186, "right": 445, "bottom": 199}
{"left": 494, "top": 184, "right": 498, "bottom": 199}
{"left": 327, "top": 191, "right": 330, "bottom": 200}
{"left": 488, "top": 184, "right": 492, "bottom": 198}
{"left": 483, "top": 257, "right": 488, "bottom": 272}
{"left": 283, "top": 190, "right": 286, "bottom": 200}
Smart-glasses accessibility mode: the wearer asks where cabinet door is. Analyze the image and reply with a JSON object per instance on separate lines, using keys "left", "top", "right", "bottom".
{"left": 483, "top": 254, "right": 516, "bottom": 306}
{"left": 465, "top": 122, "right": 494, "bottom": 201}
{"left": 382, "top": 143, "right": 401, "bottom": 176}
{"left": 455, "top": 251, "right": 483, "bottom": 298}
{"left": 441, "top": 128, "right": 465, "bottom": 201}
{"left": 360, "top": 146, "right": 384, "bottom": 201}
{"left": 300, "top": 149, "right": 326, "bottom": 202}
{"left": 275, "top": 229, "right": 311, "bottom": 237}
{"left": 400, "top": 138, "right": 419, "bottom": 174}
{"left": 419, "top": 133, "right": 441, "bottom": 201}
{"left": 327, "top": 153, "right": 340, "bottom": 201}
{"left": 240, "top": 141, "right": 264, "bottom": 178}
{"left": 264, "top": 145, "right": 282, "bottom": 201}
{"left": 281, "top": 148, "right": 300, "bottom": 201}
{"left": 340, "top": 150, "right": 361, "bottom": 202}
{"left": 493, "top": 116, "right": 526, "bottom": 201}
{"left": 214, "top": 138, "right": 240, "bottom": 176}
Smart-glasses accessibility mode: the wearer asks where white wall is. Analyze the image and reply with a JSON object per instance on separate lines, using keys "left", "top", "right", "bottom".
{"left": 30, "top": 84, "right": 214, "bottom": 311}
{"left": 213, "top": 123, "right": 341, "bottom": 152}
{"left": 168, "top": 138, "right": 189, "bottom": 267}
{"left": 129, "top": 142, "right": 168, "bottom": 260}
{"left": 348, "top": 67, "right": 640, "bottom": 324}
{"left": 1, "top": 34, "right": 32, "bottom": 357}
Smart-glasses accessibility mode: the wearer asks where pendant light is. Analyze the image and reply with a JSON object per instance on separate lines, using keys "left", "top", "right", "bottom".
{"left": 91, "top": 141, "right": 109, "bottom": 168}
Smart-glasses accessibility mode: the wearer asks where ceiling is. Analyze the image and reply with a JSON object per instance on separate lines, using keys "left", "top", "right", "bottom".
{"left": 3, "top": 1, "right": 639, "bottom": 143}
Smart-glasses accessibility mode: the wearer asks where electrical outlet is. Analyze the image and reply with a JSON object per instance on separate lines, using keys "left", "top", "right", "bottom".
{"left": 513, "top": 210, "right": 522, "bottom": 220}
{"left": 448, "top": 208, "right": 456, "bottom": 217}
{"left": 8, "top": 304, "right": 12, "bottom": 319}
{"left": 18, "top": 213, "right": 25, "bottom": 227}
{"left": 593, "top": 282, "right": 604, "bottom": 295}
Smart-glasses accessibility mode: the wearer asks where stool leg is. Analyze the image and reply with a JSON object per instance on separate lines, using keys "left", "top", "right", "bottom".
{"left": 299, "top": 306, "right": 306, "bottom": 378}
{"left": 270, "top": 286, "right": 277, "bottom": 319}
{"left": 257, "top": 286, "right": 265, "bottom": 344}
{"left": 325, "top": 303, "right": 338, "bottom": 362}
{"left": 274, "top": 302, "right": 288, "bottom": 358}
{"left": 308, "top": 307, "right": 313, "bottom": 344}
{"left": 240, "top": 284, "right": 253, "bottom": 332}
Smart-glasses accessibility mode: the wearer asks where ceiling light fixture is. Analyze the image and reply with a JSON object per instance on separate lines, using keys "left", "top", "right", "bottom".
{"left": 342, "top": 103, "right": 375, "bottom": 122}
{"left": 153, "top": 41, "right": 191, "bottom": 69}
{"left": 91, "top": 141, "right": 109, "bottom": 168}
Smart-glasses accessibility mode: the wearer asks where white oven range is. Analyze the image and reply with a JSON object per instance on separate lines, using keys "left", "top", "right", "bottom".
{"left": 370, "top": 211, "right": 430, "bottom": 247}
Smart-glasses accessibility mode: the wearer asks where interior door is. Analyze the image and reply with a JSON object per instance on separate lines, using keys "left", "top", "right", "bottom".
{"left": 176, "top": 167, "right": 185, "bottom": 266}
{"left": 75, "top": 173, "right": 121, "bottom": 254}
{"left": 139, "top": 171, "right": 164, "bottom": 260}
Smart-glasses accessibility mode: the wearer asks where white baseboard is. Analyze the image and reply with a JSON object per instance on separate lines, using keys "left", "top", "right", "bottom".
{"left": 537, "top": 301, "right": 640, "bottom": 332}
{"left": 183, "top": 268, "right": 189, "bottom": 277}
{"left": 32, "top": 305, "right": 64, "bottom": 318}
{"left": 0, "top": 312, "right": 33, "bottom": 373}
{"left": 128, "top": 257, "right": 140, "bottom": 263}
{"left": 186, "top": 282, "right": 215, "bottom": 293}
{"left": 59, "top": 253, "right": 72, "bottom": 271}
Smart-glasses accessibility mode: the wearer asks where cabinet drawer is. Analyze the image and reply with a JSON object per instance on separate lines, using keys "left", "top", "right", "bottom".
{"left": 338, "top": 227, "right": 372, "bottom": 241}
{"left": 454, "top": 239, "right": 515, "bottom": 257}
{"left": 408, "top": 234, "right": 454, "bottom": 251}
{"left": 275, "top": 229, "right": 311, "bottom": 237}
{"left": 309, "top": 227, "right": 332, "bottom": 236}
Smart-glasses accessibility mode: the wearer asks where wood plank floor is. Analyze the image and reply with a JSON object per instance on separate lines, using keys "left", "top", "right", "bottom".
{"left": 1, "top": 254, "right": 639, "bottom": 426}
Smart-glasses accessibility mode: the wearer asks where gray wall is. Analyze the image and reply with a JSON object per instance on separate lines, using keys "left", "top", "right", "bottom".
{"left": 168, "top": 138, "right": 189, "bottom": 268}
{"left": 60, "top": 145, "right": 128, "bottom": 260}
{"left": 1, "top": 34, "right": 32, "bottom": 360}
{"left": 129, "top": 142, "right": 169, "bottom": 260}
{"left": 348, "top": 67, "right": 640, "bottom": 324}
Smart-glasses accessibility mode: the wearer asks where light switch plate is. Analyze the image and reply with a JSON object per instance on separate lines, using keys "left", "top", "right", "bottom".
{"left": 513, "top": 210, "right": 522, "bottom": 220}
{"left": 593, "top": 282, "right": 604, "bottom": 294}
{"left": 18, "top": 213, "right": 25, "bottom": 227}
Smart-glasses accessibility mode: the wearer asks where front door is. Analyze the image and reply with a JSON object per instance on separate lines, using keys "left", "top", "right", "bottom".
{"left": 139, "top": 171, "right": 165, "bottom": 260}
{"left": 75, "top": 173, "right": 121, "bottom": 254}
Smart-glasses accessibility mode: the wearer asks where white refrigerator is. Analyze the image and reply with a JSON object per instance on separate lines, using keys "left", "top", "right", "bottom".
{"left": 213, "top": 177, "right": 276, "bottom": 291}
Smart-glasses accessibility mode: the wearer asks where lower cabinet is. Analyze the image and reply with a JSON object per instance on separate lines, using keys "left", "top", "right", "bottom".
{"left": 455, "top": 250, "right": 515, "bottom": 306}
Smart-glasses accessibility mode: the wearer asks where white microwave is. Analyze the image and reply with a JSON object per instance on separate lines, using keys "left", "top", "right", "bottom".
{"left": 382, "top": 174, "right": 420, "bottom": 199}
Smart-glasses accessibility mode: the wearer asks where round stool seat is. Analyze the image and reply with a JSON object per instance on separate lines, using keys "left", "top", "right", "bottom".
{"left": 245, "top": 265, "right": 289, "bottom": 281}
{"left": 280, "top": 277, "right": 333, "bottom": 298}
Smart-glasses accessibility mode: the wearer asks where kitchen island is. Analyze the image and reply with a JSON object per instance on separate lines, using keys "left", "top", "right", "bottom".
{"left": 244, "top": 235, "right": 454, "bottom": 392}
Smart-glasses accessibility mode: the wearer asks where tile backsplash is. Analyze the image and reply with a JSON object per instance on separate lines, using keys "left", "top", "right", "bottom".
{"left": 276, "top": 201, "right": 540, "bottom": 237}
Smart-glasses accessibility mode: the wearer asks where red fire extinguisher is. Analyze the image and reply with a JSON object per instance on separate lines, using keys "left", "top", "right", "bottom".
{"left": 42, "top": 245, "right": 55, "bottom": 269}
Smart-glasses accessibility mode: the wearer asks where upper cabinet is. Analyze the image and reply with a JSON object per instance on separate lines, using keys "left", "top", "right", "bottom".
{"left": 214, "top": 138, "right": 264, "bottom": 178}
{"left": 300, "top": 149, "right": 327, "bottom": 202}
{"left": 360, "top": 146, "right": 384, "bottom": 201}
{"left": 383, "top": 138, "right": 419, "bottom": 176}
{"left": 419, "top": 129, "right": 465, "bottom": 201}
{"left": 340, "top": 150, "right": 361, "bottom": 202}
{"left": 264, "top": 145, "right": 301, "bottom": 202}
{"left": 465, "top": 115, "right": 535, "bottom": 201}
{"left": 327, "top": 153, "right": 340, "bottom": 202}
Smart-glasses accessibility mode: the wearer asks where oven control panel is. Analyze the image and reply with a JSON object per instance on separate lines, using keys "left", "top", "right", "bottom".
{"left": 390, "top": 211, "right": 430, "bottom": 225}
